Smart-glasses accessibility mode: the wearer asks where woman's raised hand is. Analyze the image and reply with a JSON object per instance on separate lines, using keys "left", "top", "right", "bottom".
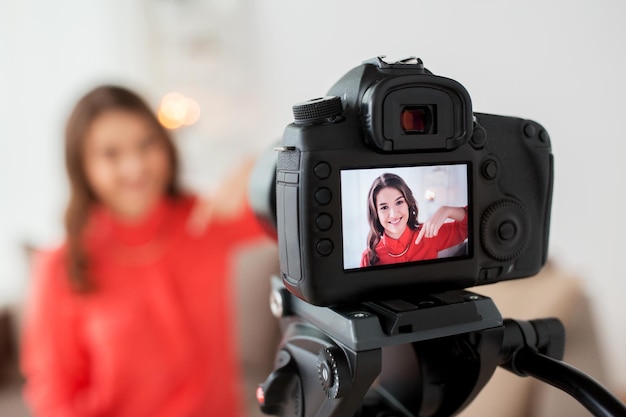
{"left": 415, "top": 206, "right": 466, "bottom": 245}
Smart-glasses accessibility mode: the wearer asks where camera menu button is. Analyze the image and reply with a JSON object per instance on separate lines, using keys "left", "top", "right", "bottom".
{"left": 316, "top": 239, "right": 334, "bottom": 256}
{"left": 314, "top": 162, "right": 331, "bottom": 179}
{"left": 315, "top": 214, "right": 333, "bottom": 231}
{"left": 315, "top": 188, "right": 332, "bottom": 205}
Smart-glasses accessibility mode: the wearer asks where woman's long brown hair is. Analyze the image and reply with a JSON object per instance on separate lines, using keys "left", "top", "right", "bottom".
{"left": 365, "top": 173, "right": 419, "bottom": 266}
{"left": 64, "top": 85, "right": 181, "bottom": 292}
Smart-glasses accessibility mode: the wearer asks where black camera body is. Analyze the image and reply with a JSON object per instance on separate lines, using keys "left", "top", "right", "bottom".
{"left": 275, "top": 57, "right": 553, "bottom": 306}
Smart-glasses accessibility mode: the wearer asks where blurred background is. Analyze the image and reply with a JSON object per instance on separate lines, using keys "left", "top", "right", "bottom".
{"left": 1, "top": 0, "right": 626, "bottom": 413}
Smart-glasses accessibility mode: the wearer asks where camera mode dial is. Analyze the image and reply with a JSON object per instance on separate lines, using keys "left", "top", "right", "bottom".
{"left": 292, "top": 96, "right": 343, "bottom": 124}
{"left": 317, "top": 347, "right": 351, "bottom": 399}
{"left": 480, "top": 200, "right": 531, "bottom": 261}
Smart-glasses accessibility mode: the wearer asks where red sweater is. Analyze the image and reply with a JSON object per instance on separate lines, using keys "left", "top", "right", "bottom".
{"left": 21, "top": 196, "right": 268, "bottom": 417}
{"left": 361, "top": 212, "right": 468, "bottom": 267}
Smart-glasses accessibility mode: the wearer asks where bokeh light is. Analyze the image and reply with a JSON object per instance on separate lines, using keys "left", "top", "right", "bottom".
{"left": 157, "top": 92, "right": 201, "bottom": 129}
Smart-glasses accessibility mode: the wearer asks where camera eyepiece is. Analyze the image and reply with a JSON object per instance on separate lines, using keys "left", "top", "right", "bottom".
{"left": 400, "top": 105, "right": 436, "bottom": 134}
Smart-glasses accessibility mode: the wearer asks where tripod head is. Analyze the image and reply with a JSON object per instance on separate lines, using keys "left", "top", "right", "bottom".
{"left": 257, "top": 278, "right": 626, "bottom": 417}
{"left": 258, "top": 277, "right": 504, "bottom": 417}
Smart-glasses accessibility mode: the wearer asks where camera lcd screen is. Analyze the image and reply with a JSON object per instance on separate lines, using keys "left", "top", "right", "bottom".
{"left": 340, "top": 164, "right": 469, "bottom": 270}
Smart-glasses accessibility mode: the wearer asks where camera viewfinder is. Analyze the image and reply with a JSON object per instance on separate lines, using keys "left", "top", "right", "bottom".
{"left": 401, "top": 106, "right": 435, "bottom": 134}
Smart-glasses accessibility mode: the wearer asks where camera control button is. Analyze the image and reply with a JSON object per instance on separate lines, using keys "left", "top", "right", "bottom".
{"left": 316, "top": 214, "right": 333, "bottom": 231}
{"left": 316, "top": 239, "right": 334, "bottom": 256}
{"left": 523, "top": 123, "right": 537, "bottom": 138}
{"left": 315, "top": 188, "right": 332, "bottom": 205}
{"left": 479, "top": 267, "right": 502, "bottom": 281}
{"left": 539, "top": 129, "right": 550, "bottom": 143}
{"left": 314, "top": 162, "right": 331, "bottom": 179}
{"left": 470, "top": 125, "right": 487, "bottom": 149}
{"left": 480, "top": 200, "right": 530, "bottom": 261}
{"left": 481, "top": 159, "right": 499, "bottom": 180}
{"left": 498, "top": 220, "right": 517, "bottom": 241}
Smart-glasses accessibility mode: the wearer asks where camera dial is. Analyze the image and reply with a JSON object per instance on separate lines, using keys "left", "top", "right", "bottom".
{"left": 292, "top": 96, "right": 343, "bottom": 125}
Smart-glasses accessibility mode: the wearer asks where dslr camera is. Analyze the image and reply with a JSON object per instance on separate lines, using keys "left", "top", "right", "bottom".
{"left": 254, "top": 58, "right": 626, "bottom": 417}
{"left": 274, "top": 56, "right": 553, "bottom": 306}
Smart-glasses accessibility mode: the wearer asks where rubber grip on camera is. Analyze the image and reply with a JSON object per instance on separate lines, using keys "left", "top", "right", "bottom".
{"left": 279, "top": 184, "right": 302, "bottom": 280}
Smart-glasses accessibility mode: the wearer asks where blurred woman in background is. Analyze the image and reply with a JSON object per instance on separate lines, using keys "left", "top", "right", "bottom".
{"left": 20, "top": 85, "right": 274, "bottom": 417}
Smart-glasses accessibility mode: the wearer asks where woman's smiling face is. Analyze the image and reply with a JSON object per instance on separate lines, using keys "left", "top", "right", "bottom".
{"left": 375, "top": 186, "right": 409, "bottom": 239}
{"left": 83, "top": 110, "right": 171, "bottom": 221}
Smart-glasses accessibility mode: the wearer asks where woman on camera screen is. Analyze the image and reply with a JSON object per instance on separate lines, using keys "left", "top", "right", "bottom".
{"left": 360, "top": 173, "right": 468, "bottom": 267}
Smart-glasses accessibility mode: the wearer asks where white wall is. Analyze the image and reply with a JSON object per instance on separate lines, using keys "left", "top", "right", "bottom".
{"left": 251, "top": 0, "right": 626, "bottom": 387}
{"left": 2, "top": 0, "right": 626, "bottom": 393}
{"left": 0, "top": 0, "right": 151, "bottom": 303}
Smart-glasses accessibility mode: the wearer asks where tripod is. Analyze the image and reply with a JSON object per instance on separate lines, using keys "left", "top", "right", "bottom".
{"left": 257, "top": 277, "right": 626, "bottom": 417}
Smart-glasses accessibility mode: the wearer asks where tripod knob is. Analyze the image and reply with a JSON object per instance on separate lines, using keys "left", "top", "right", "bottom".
{"left": 317, "top": 347, "right": 351, "bottom": 399}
